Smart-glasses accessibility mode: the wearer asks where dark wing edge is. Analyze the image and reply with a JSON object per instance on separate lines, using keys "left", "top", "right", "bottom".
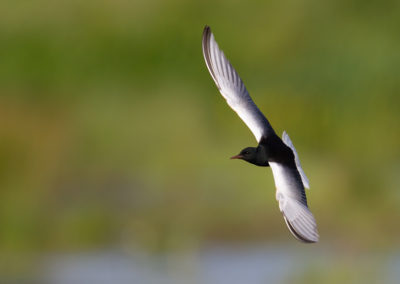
{"left": 202, "top": 26, "right": 221, "bottom": 90}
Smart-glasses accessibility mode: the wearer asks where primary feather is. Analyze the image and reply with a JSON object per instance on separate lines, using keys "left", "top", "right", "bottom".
{"left": 202, "top": 26, "right": 275, "bottom": 142}
{"left": 271, "top": 162, "right": 319, "bottom": 243}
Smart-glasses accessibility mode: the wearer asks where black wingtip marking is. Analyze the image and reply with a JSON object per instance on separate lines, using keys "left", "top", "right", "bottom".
{"left": 201, "top": 25, "right": 220, "bottom": 90}
{"left": 202, "top": 25, "right": 211, "bottom": 50}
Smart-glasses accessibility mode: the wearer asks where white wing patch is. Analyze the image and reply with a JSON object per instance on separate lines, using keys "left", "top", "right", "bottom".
{"left": 282, "top": 131, "right": 310, "bottom": 189}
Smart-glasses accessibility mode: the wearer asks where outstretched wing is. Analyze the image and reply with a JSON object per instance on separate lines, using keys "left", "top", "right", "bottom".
{"left": 270, "top": 162, "right": 319, "bottom": 243}
{"left": 282, "top": 131, "right": 310, "bottom": 189}
{"left": 202, "top": 26, "right": 275, "bottom": 142}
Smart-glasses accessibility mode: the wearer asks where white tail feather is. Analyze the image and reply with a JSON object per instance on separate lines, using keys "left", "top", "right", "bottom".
{"left": 282, "top": 131, "right": 310, "bottom": 189}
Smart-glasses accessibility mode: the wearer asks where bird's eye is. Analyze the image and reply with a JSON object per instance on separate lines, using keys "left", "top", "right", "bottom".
{"left": 244, "top": 151, "right": 249, "bottom": 155}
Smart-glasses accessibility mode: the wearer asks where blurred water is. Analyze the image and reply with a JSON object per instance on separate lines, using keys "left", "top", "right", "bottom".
{"left": 39, "top": 244, "right": 400, "bottom": 284}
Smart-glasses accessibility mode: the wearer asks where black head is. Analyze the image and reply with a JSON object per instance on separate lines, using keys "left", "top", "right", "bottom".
{"left": 230, "top": 146, "right": 269, "bottom": 167}
{"left": 230, "top": 147, "right": 258, "bottom": 162}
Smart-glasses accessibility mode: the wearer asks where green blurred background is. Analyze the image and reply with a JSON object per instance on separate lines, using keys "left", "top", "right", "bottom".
{"left": 1, "top": 0, "right": 400, "bottom": 283}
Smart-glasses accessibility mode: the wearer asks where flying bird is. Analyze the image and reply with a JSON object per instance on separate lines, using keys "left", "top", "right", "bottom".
{"left": 202, "top": 26, "right": 319, "bottom": 243}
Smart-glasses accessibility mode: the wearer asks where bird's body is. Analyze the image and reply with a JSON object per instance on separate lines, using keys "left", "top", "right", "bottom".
{"left": 202, "top": 26, "right": 319, "bottom": 243}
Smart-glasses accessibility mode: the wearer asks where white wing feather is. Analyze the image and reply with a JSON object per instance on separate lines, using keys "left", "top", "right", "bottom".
{"left": 270, "top": 162, "right": 319, "bottom": 243}
{"left": 202, "top": 26, "right": 275, "bottom": 142}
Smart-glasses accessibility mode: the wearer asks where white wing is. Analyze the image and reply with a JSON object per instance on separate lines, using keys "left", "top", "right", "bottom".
{"left": 270, "top": 162, "right": 319, "bottom": 243}
{"left": 282, "top": 131, "right": 310, "bottom": 189}
{"left": 202, "top": 26, "right": 275, "bottom": 142}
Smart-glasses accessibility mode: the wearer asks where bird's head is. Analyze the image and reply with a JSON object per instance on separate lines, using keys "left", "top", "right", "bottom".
{"left": 230, "top": 147, "right": 258, "bottom": 163}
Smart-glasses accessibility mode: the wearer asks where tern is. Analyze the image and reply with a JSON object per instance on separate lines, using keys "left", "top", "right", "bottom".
{"left": 202, "top": 26, "right": 319, "bottom": 243}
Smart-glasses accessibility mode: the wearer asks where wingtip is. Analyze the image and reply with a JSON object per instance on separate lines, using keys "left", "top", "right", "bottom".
{"left": 203, "top": 25, "right": 211, "bottom": 38}
{"left": 284, "top": 216, "right": 319, "bottom": 243}
{"left": 202, "top": 25, "right": 211, "bottom": 49}
{"left": 202, "top": 25, "right": 221, "bottom": 90}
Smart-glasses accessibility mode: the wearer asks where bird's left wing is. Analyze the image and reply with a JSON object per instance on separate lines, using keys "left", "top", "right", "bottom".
{"left": 202, "top": 26, "right": 275, "bottom": 142}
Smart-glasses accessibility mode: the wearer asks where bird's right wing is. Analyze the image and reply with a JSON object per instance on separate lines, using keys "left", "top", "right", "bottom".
{"left": 202, "top": 26, "right": 275, "bottom": 142}
{"left": 270, "top": 162, "right": 319, "bottom": 243}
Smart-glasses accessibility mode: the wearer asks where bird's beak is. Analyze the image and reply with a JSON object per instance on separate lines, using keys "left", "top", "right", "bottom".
{"left": 230, "top": 154, "right": 243, "bottom": 160}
